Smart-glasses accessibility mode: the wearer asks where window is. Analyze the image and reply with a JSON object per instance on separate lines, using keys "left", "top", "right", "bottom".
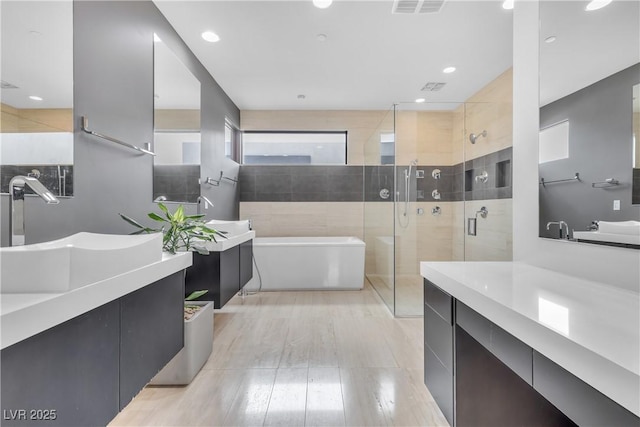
{"left": 225, "top": 120, "right": 240, "bottom": 162}
{"left": 242, "top": 131, "right": 347, "bottom": 165}
{"left": 539, "top": 120, "right": 569, "bottom": 164}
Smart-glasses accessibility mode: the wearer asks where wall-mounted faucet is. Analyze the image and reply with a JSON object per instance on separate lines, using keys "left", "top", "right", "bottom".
{"left": 547, "top": 221, "right": 569, "bottom": 239}
{"left": 9, "top": 176, "right": 59, "bottom": 246}
{"left": 196, "top": 195, "right": 214, "bottom": 215}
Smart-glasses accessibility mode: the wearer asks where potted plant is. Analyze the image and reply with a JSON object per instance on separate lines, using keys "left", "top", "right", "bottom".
{"left": 148, "top": 290, "right": 214, "bottom": 385}
{"left": 119, "top": 203, "right": 226, "bottom": 254}
{"left": 120, "top": 204, "right": 225, "bottom": 384}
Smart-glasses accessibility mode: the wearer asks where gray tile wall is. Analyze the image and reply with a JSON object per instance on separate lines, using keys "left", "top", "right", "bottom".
{"left": 240, "top": 165, "right": 363, "bottom": 202}
{"left": 240, "top": 150, "right": 513, "bottom": 203}
{"left": 153, "top": 165, "right": 200, "bottom": 203}
{"left": 1, "top": 165, "right": 73, "bottom": 197}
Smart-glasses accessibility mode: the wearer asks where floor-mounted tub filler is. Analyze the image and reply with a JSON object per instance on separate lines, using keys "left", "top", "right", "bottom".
{"left": 244, "top": 236, "right": 365, "bottom": 291}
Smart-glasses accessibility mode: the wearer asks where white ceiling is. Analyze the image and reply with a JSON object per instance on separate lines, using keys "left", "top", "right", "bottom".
{"left": 0, "top": 1, "right": 73, "bottom": 109}
{"left": 153, "top": 0, "right": 515, "bottom": 110}
{"left": 539, "top": 0, "right": 639, "bottom": 107}
{"left": 1, "top": 1, "right": 636, "bottom": 113}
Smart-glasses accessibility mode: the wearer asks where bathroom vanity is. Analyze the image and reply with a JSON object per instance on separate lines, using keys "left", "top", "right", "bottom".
{"left": 421, "top": 262, "right": 639, "bottom": 427}
{"left": 0, "top": 236, "right": 192, "bottom": 427}
{"left": 185, "top": 219, "right": 255, "bottom": 308}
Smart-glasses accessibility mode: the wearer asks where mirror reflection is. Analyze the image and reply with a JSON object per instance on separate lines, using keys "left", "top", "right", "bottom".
{"left": 0, "top": 0, "right": 73, "bottom": 197}
{"left": 633, "top": 83, "right": 640, "bottom": 204}
{"left": 153, "top": 34, "right": 201, "bottom": 203}
{"left": 538, "top": 1, "right": 639, "bottom": 247}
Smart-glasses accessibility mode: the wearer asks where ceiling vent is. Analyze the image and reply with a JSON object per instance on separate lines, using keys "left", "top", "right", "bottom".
{"left": 392, "top": 0, "right": 446, "bottom": 14}
{"left": 1, "top": 80, "right": 19, "bottom": 89}
{"left": 421, "top": 82, "right": 447, "bottom": 92}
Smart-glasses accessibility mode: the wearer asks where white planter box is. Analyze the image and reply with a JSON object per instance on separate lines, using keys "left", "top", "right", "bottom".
{"left": 149, "top": 301, "right": 214, "bottom": 385}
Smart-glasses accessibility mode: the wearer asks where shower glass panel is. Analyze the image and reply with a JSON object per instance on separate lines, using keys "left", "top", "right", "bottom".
{"left": 363, "top": 108, "right": 396, "bottom": 314}
{"left": 393, "top": 102, "right": 467, "bottom": 317}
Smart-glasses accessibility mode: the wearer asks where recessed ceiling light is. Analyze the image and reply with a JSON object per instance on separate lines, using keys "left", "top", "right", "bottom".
{"left": 502, "top": 0, "right": 514, "bottom": 10}
{"left": 585, "top": 0, "right": 612, "bottom": 11}
{"left": 313, "top": 0, "right": 333, "bottom": 9}
{"left": 29, "top": 30, "right": 42, "bottom": 36}
{"left": 316, "top": 34, "right": 328, "bottom": 42}
{"left": 545, "top": 36, "right": 557, "bottom": 44}
{"left": 297, "top": 94, "right": 306, "bottom": 100}
{"left": 29, "top": 96, "right": 43, "bottom": 101}
{"left": 153, "top": 33, "right": 161, "bottom": 43}
{"left": 201, "top": 31, "right": 220, "bottom": 43}
{"left": 415, "top": 98, "right": 426, "bottom": 103}
{"left": 443, "top": 66, "right": 456, "bottom": 74}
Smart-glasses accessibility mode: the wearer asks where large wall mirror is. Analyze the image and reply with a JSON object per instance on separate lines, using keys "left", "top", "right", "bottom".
{"left": 153, "top": 34, "right": 201, "bottom": 203}
{"left": 0, "top": 1, "right": 74, "bottom": 197}
{"left": 539, "top": 1, "right": 640, "bottom": 247}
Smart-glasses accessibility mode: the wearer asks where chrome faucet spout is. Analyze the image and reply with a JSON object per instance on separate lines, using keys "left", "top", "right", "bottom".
{"left": 9, "top": 176, "right": 59, "bottom": 246}
{"left": 197, "top": 195, "right": 214, "bottom": 215}
{"left": 547, "top": 220, "right": 569, "bottom": 239}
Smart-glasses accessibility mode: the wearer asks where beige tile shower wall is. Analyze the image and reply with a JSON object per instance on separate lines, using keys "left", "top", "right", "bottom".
{"left": 394, "top": 202, "right": 456, "bottom": 275}
{"left": 463, "top": 199, "right": 513, "bottom": 261}
{"left": 240, "top": 110, "right": 390, "bottom": 165}
{"left": 240, "top": 201, "right": 364, "bottom": 239}
{"left": 395, "top": 111, "right": 456, "bottom": 165}
{"left": 363, "top": 202, "right": 394, "bottom": 276}
{"left": 464, "top": 68, "right": 513, "bottom": 161}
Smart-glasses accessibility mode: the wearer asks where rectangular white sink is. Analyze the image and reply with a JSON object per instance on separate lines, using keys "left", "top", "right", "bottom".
{"left": 597, "top": 221, "right": 640, "bottom": 236}
{"left": 206, "top": 219, "right": 251, "bottom": 236}
{"left": 197, "top": 220, "right": 255, "bottom": 252}
{"left": 1, "top": 232, "right": 163, "bottom": 293}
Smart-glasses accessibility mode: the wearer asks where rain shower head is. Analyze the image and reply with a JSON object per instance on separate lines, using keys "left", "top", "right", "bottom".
{"left": 469, "top": 130, "right": 487, "bottom": 144}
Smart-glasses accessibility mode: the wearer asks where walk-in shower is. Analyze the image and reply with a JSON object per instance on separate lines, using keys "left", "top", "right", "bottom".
{"left": 363, "top": 99, "right": 513, "bottom": 317}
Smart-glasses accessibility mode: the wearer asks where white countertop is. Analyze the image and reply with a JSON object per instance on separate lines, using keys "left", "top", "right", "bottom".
{"left": 420, "top": 261, "right": 640, "bottom": 417}
{"left": 1, "top": 252, "right": 192, "bottom": 350}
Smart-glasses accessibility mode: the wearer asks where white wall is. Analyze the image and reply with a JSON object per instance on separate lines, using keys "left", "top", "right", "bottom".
{"left": 513, "top": 1, "right": 639, "bottom": 292}
{"left": 0, "top": 133, "right": 73, "bottom": 164}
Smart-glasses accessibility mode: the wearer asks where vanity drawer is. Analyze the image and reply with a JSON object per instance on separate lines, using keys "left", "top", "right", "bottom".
{"left": 425, "top": 345, "right": 454, "bottom": 426}
{"left": 424, "top": 279, "right": 453, "bottom": 324}
{"left": 457, "top": 301, "right": 533, "bottom": 384}
{"left": 424, "top": 303, "right": 453, "bottom": 372}
{"left": 533, "top": 351, "right": 640, "bottom": 427}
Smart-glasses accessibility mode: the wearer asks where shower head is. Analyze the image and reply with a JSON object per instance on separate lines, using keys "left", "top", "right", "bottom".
{"left": 469, "top": 130, "right": 487, "bottom": 144}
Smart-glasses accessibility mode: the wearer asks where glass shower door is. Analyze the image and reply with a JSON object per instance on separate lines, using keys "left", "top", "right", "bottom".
{"left": 363, "top": 108, "right": 396, "bottom": 313}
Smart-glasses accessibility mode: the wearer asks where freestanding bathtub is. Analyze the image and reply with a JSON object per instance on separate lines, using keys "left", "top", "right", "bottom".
{"left": 244, "top": 236, "right": 365, "bottom": 291}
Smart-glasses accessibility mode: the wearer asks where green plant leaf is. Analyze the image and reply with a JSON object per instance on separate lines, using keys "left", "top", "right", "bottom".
{"left": 119, "top": 213, "right": 145, "bottom": 229}
{"left": 148, "top": 212, "right": 167, "bottom": 222}
{"left": 185, "top": 290, "right": 208, "bottom": 301}
{"left": 174, "top": 205, "right": 185, "bottom": 223}
{"left": 184, "top": 214, "right": 206, "bottom": 220}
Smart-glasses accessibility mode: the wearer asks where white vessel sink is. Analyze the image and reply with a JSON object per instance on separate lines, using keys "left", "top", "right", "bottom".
{"left": 574, "top": 222, "right": 640, "bottom": 246}
{"left": 597, "top": 221, "right": 640, "bottom": 235}
{"left": 199, "top": 220, "right": 255, "bottom": 252}
{"left": 206, "top": 219, "right": 251, "bottom": 236}
{"left": 1, "top": 232, "right": 163, "bottom": 294}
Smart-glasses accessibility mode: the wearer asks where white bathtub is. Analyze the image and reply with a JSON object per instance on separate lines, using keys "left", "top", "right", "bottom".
{"left": 245, "top": 237, "right": 365, "bottom": 291}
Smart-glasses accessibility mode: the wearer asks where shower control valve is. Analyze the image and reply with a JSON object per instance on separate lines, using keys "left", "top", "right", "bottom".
{"left": 379, "top": 188, "right": 390, "bottom": 199}
{"left": 431, "top": 189, "right": 441, "bottom": 200}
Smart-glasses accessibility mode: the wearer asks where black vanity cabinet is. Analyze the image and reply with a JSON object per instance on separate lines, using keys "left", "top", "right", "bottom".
{"left": 423, "top": 279, "right": 640, "bottom": 427}
{"left": 1, "top": 271, "right": 185, "bottom": 427}
{"left": 185, "top": 240, "right": 253, "bottom": 309}
{"left": 423, "top": 280, "right": 455, "bottom": 425}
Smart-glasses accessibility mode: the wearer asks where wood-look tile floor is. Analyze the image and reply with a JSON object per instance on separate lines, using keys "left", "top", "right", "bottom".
{"left": 109, "top": 283, "right": 449, "bottom": 427}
